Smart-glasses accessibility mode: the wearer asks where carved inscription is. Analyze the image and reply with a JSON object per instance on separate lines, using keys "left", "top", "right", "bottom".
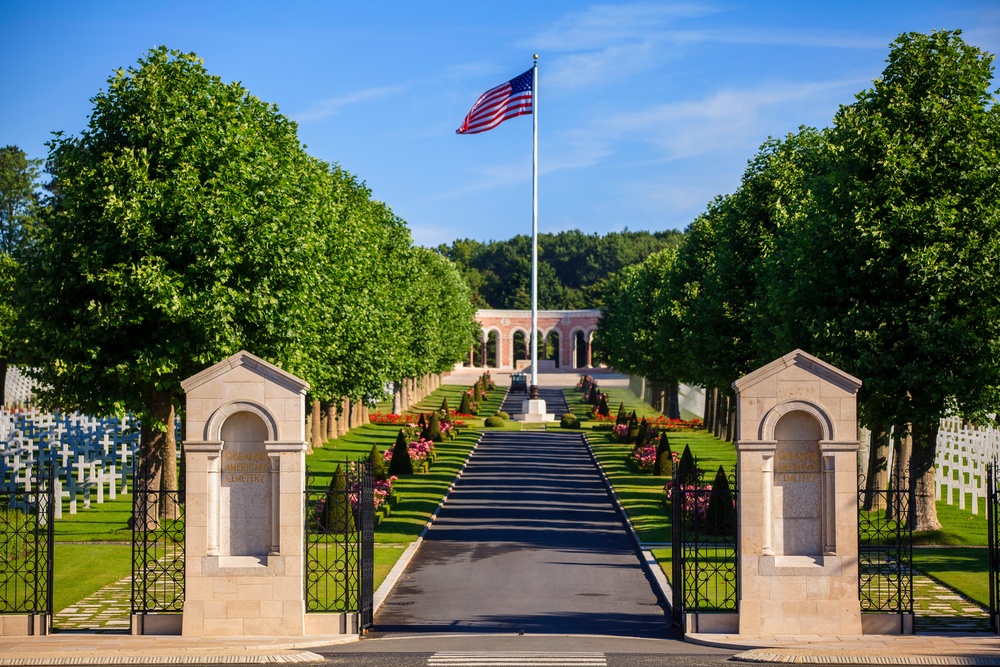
{"left": 223, "top": 451, "right": 268, "bottom": 483}
{"left": 774, "top": 450, "right": 820, "bottom": 483}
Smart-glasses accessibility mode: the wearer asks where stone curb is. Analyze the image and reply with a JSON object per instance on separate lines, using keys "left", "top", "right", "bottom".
{"left": 0, "top": 651, "right": 326, "bottom": 665}
{"left": 731, "top": 650, "right": 1000, "bottom": 665}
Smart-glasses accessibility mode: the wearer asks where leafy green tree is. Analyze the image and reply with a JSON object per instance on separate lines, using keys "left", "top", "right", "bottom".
{"left": 773, "top": 31, "right": 1000, "bottom": 530}
{"left": 21, "top": 48, "right": 328, "bottom": 495}
{"left": 0, "top": 146, "right": 41, "bottom": 404}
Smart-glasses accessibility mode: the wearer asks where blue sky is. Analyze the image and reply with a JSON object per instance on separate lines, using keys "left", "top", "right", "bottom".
{"left": 3, "top": 1, "right": 998, "bottom": 247}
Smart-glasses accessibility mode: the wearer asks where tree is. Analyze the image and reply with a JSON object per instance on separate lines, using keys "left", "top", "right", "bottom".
{"left": 759, "top": 31, "right": 1000, "bottom": 530}
{"left": 0, "top": 146, "right": 42, "bottom": 403}
{"left": 21, "top": 47, "right": 328, "bottom": 497}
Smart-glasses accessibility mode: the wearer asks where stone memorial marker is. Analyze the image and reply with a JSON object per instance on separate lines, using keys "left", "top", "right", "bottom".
{"left": 733, "top": 349, "right": 864, "bottom": 635}
{"left": 180, "top": 351, "right": 309, "bottom": 636}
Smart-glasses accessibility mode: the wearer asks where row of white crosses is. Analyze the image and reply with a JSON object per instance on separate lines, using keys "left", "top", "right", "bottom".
{"left": 860, "top": 417, "right": 1000, "bottom": 516}
{"left": 0, "top": 408, "right": 142, "bottom": 518}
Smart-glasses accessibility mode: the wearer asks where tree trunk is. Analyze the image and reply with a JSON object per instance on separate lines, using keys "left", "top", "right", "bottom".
{"left": 310, "top": 398, "right": 322, "bottom": 453}
{"left": 862, "top": 424, "right": 890, "bottom": 512}
{"left": 705, "top": 387, "right": 716, "bottom": 434}
{"left": 910, "top": 421, "right": 942, "bottom": 532}
{"left": 326, "top": 403, "right": 336, "bottom": 440}
{"left": 0, "top": 356, "right": 7, "bottom": 406}
{"left": 135, "top": 390, "right": 174, "bottom": 528}
{"left": 725, "top": 394, "right": 736, "bottom": 443}
{"left": 887, "top": 426, "right": 912, "bottom": 524}
{"left": 392, "top": 381, "right": 402, "bottom": 414}
{"left": 667, "top": 380, "right": 680, "bottom": 420}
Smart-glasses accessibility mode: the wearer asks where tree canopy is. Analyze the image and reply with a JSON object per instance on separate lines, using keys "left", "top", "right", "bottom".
{"left": 597, "top": 30, "right": 1000, "bottom": 530}
{"left": 16, "top": 47, "right": 476, "bottom": 490}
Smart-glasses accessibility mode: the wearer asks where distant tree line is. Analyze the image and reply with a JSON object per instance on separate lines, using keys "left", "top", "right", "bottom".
{"left": 437, "top": 229, "right": 683, "bottom": 310}
{"left": 596, "top": 30, "right": 1000, "bottom": 531}
{"left": 0, "top": 47, "right": 477, "bottom": 495}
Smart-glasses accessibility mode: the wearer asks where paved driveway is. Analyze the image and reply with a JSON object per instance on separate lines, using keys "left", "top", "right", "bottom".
{"left": 373, "top": 427, "right": 670, "bottom": 638}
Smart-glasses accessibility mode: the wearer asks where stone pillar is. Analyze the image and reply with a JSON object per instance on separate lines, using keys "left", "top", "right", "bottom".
{"left": 180, "top": 351, "right": 309, "bottom": 637}
{"left": 732, "top": 349, "right": 864, "bottom": 636}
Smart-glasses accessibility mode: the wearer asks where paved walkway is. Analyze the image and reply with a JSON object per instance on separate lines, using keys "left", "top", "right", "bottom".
{"left": 373, "top": 428, "right": 669, "bottom": 636}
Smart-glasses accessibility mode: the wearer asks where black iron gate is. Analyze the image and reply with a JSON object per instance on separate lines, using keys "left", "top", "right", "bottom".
{"left": 988, "top": 462, "right": 1000, "bottom": 633}
{"left": 0, "top": 461, "right": 54, "bottom": 626}
{"left": 670, "top": 466, "right": 738, "bottom": 632}
{"left": 305, "top": 459, "right": 374, "bottom": 634}
{"left": 858, "top": 470, "right": 913, "bottom": 628}
{"left": 130, "top": 467, "right": 185, "bottom": 629}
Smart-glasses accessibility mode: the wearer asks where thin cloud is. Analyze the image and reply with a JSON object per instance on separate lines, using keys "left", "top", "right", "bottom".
{"left": 293, "top": 85, "right": 407, "bottom": 122}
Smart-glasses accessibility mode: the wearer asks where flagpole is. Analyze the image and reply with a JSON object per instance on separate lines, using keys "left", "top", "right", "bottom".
{"left": 530, "top": 54, "right": 539, "bottom": 399}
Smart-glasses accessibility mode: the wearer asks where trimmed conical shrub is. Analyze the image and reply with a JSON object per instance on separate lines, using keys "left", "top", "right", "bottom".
{"left": 627, "top": 411, "right": 639, "bottom": 444}
{"left": 705, "top": 466, "right": 736, "bottom": 536}
{"left": 587, "top": 384, "right": 599, "bottom": 405}
{"left": 458, "top": 391, "right": 473, "bottom": 415}
{"left": 426, "top": 411, "right": 443, "bottom": 443}
{"left": 370, "top": 444, "right": 387, "bottom": 481}
{"left": 323, "top": 464, "right": 356, "bottom": 533}
{"left": 473, "top": 382, "right": 483, "bottom": 403}
{"left": 597, "top": 393, "right": 610, "bottom": 418}
{"left": 676, "top": 444, "right": 698, "bottom": 485}
{"left": 654, "top": 432, "right": 673, "bottom": 477}
{"left": 615, "top": 402, "right": 627, "bottom": 426}
{"left": 635, "top": 418, "right": 650, "bottom": 448}
{"left": 388, "top": 429, "right": 414, "bottom": 476}
{"left": 440, "top": 397, "right": 450, "bottom": 416}
{"left": 581, "top": 376, "right": 592, "bottom": 395}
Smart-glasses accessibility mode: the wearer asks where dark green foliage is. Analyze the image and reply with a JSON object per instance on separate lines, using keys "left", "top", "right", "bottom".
{"left": 440, "top": 397, "right": 450, "bottom": 416}
{"left": 676, "top": 444, "right": 699, "bottom": 485}
{"left": 654, "top": 433, "right": 673, "bottom": 477}
{"left": 387, "top": 429, "right": 413, "bottom": 476}
{"left": 560, "top": 413, "right": 580, "bottom": 428}
{"left": 705, "top": 466, "right": 736, "bottom": 535}
{"left": 369, "top": 444, "right": 386, "bottom": 482}
{"left": 581, "top": 376, "right": 592, "bottom": 395}
{"left": 496, "top": 411, "right": 510, "bottom": 420}
{"left": 484, "top": 415, "right": 505, "bottom": 427}
{"left": 615, "top": 402, "right": 627, "bottom": 425}
{"left": 458, "top": 391, "right": 473, "bottom": 415}
{"left": 436, "top": 229, "right": 684, "bottom": 310}
{"left": 323, "top": 464, "right": 355, "bottom": 533}
{"left": 587, "top": 384, "right": 599, "bottom": 405}
{"left": 597, "top": 393, "right": 610, "bottom": 418}
{"left": 426, "top": 411, "right": 443, "bottom": 443}
{"left": 627, "top": 411, "right": 639, "bottom": 444}
{"left": 473, "top": 382, "right": 483, "bottom": 403}
{"left": 635, "top": 418, "right": 650, "bottom": 448}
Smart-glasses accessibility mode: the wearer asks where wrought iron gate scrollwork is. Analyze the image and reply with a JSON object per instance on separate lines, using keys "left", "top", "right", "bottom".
{"left": 0, "top": 461, "right": 54, "bottom": 617}
{"left": 858, "top": 470, "right": 913, "bottom": 616}
{"left": 305, "top": 458, "right": 374, "bottom": 634}
{"left": 670, "top": 464, "right": 738, "bottom": 630}
{"left": 130, "top": 464, "right": 185, "bottom": 617}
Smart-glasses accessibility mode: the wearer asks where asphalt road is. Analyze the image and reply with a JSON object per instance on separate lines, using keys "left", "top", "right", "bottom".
{"left": 371, "top": 425, "right": 669, "bottom": 637}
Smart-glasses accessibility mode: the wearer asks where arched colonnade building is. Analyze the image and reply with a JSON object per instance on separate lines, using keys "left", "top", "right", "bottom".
{"left": 471, "top": 309, "right": 601, "bottom": 371}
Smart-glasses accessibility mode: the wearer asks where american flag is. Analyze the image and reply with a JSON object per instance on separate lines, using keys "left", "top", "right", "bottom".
{"left": 456, "top": 69, "right": 533, "bottom": 135}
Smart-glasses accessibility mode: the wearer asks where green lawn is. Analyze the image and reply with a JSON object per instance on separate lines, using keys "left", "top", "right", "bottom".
{"left": 52, "top": 543, "right": 133, "bottom": 613}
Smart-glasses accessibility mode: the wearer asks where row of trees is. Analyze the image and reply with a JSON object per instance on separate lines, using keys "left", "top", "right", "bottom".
{"left": 2, "top": 47, "right": 477, "bottom": 493}
{"left": 596, "top": 30, "right": 1000, "bottom": 530}
{"left": 437, "top": 229, "right": 683, "bottom": 310}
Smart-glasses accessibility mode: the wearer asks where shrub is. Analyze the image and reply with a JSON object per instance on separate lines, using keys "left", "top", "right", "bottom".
{"left": 654, "top": 433, "right": 673, "bottom": 477}
{"left": 705, "top": 466, "right": 736, "bottom": 536}
{"left": 484, "top": 415, "right": 505, "bottom": 427}
{"left": 560, "top": 413, "right": 580, "bottom": 429}
{"left": 675, "top": 444, "right": 699, "bottom": 485}
{"left": 496, "top": 411, "right": 510, "bottom": 420}
{"left": 458, "top": 391, "right": 473, "bottom": 415}
{"left": 426, "top": 411, "right": 443, "bottom": 442}
{"left": 587, "top": 384, "right": 600, "bottom": 405}
{"left": 369, "top": 444, "right": 387, "bottom": 481}
{"left": 387, "top": 429, "right": 414, "bottom": 476}
{"left": 440, "top": 397, "right": 450, "bottom": 415}
{"left": 596, "top": 394, "right": 610, "bottom": 418}
{"left": 473, "top": 382, "right": 483, "bottom": 403}
{"left": 323, "top": 464, "right": 356, "bottom": 533}
{"left": 615, "top": 402, "right": 627, "bottom": 426}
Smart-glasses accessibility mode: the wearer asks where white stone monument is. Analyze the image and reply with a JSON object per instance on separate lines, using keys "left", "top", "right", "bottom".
{"left": 180, "top": 351, "right": 309, "bottom": 636}
{"left": 733, "top": 349, "right": 864, "bottom": 635}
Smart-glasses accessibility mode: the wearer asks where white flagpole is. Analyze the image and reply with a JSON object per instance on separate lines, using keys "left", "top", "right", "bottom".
{"left": 530, "top": 54, "right": 539, "bottom": 397}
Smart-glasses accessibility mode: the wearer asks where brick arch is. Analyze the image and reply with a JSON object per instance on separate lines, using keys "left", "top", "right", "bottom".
{"left": 472, "top": 309, "right": 601, "bottom": 370}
